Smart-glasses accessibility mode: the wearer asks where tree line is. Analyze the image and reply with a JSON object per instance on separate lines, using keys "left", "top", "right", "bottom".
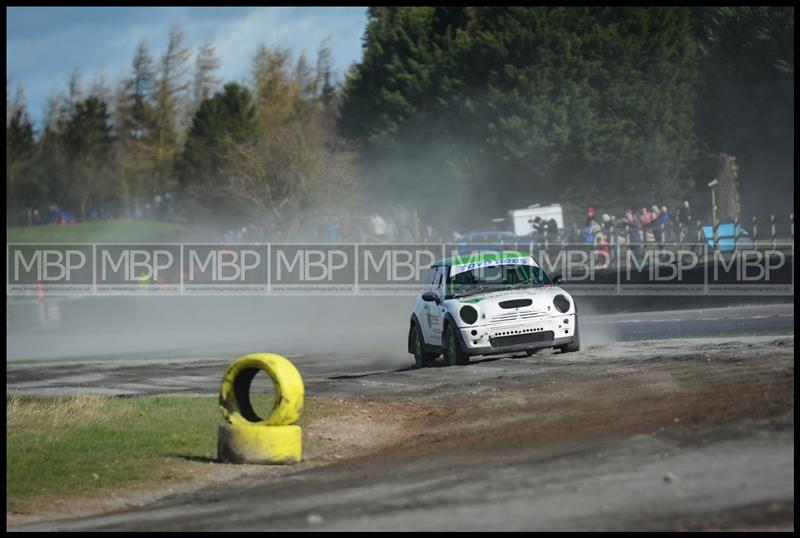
{"left": 6, "top": 25, "right": 357, "bottom": 236}
{"left": 339, "top": 6, "right": 793, "bottom": 228}
{"left": 6, "top": 7, "right": 794, "bottom": 234}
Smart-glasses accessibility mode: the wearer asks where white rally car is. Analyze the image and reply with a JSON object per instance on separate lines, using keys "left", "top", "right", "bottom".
{"left": 408, "top": 251, "right": 579, "bottom": 367}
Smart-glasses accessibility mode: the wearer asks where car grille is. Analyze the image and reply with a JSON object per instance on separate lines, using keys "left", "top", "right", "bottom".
{"left": 489, "top": 311, "right": 545, "bottom": 324}
{"left": 490, "top": 330, "right": 554, "bottom": 348}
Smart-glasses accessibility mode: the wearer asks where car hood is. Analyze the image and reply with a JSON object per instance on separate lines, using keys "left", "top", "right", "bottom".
{"left": 450, "top": 286, "right": 574, "bottom": 317}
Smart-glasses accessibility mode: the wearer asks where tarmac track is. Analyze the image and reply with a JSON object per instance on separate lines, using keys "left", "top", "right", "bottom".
{"left": 6, "top": 303, "right": 795, "bottom": 531}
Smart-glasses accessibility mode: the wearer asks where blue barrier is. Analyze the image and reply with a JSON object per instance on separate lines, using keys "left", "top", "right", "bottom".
{"left": 702, "top": 223, "right": 753, "bottom": 252}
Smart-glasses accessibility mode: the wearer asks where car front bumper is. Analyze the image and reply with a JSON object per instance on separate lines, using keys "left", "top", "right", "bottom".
{"left": 457, "top": 313, "right": 577, "bottom": 356}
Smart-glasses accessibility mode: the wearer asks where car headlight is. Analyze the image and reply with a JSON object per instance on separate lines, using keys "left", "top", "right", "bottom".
{"left": 553, "top": 294, "right": 571, "bottom": 313}
{"left": 459, "top": 305, "right": 478, "bottom": 324}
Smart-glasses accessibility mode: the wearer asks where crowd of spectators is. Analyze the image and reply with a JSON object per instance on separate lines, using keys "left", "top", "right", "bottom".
{"left": 560, "top": 201, "right": 694, "bottom": 248}
{"left": 23, "top": 192, "right": 179, "bottom": 227}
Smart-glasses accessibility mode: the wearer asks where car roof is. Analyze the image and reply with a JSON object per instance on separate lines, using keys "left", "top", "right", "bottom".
{"left": 431, "top": 250, "right": 533, "bottom": 268}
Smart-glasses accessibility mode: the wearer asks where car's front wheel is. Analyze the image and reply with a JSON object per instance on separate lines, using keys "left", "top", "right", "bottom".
{"left": 410, "top": 323, "right": 438, "bottom": 367}
{"left": 558, "top": 320, "right": 580, "bottom": 354}
{"left": 443, "top": 323, "right": 469, "bottom": 366}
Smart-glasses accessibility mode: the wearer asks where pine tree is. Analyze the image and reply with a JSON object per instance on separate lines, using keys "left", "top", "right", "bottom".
{"left": 6, "top": 91, "right": 37, "bottom": 214}
{"left": 111, "top": 40, "right": 158, "bottom": 215}
{"left": 192, "top": 38, "right": 222, "bottom": 119}
{"left": 152, "top": 24, "right": 191, "bottom": 194}
{"left": 63, "top": 95, "right": 113, "bottom": 218}
{"left": 250, "top": 43, "right": 300, "bottom": 133}
{"left": 119, "top": 40, "right": 156, "bottom": 139}
{"left": 178, "top": 82, "right": 256, "bottom": 221}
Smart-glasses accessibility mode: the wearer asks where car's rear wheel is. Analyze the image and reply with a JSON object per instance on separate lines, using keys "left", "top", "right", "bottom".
{"left": 443, "top": 323, "right": 469, "bottom": 366}
{"left": 410, "top": 323, "right": 438, "bottom": 367}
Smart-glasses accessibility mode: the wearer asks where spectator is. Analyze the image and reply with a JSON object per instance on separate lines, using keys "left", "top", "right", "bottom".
{"left": 530, "top": 216, "right": 543, "bottom": 239}
{"left": 567, "top": 223, "right": 581, "bottom": 245}
{"left": 582, "top": 218, "right": 601, "bottom": 244}
{"left": 649, "top": 204, "right": 661, "bottom": 223}
{"left": 48, "top": 205, "right": 59, "bottom": 224}
{"left": 624, "top": 209, "right": 642, "bottom": 243}
{"left": 598, "top": 214, "right": 610, "bottom": 240}
{"left": 452, "top": 229, "right": 467, "bottom": 250}
{"left": 423, "top": 224, "right": 441, "bottom": 243}
{"left": 678, "top": 200, "right": 692, "bottom": 226}
{"left": 153, "top": 193, "right": 163, "bottom": 219}
{"left": 163, "top": 192, "right": 176, "bottom": 221}
{"left": 586, "top": 207, "right": 596, "bottom": 226}
{"left": 638, "top": 207, "right": 651, "bottom": 227}
{"left": 545, "top": 217, "right": 559, "bottom": 237}
{"left": 58, "top": 209, "right": 75, "bottom": 225}
{"left": 659, "top": 205, "right": 677, "bottom": 242}
{"left": 327, "top": 215, "right": 340, "bottom": 242}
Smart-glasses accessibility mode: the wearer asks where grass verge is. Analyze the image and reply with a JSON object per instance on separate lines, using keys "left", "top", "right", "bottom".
{"left": 6, "top": 220, "right": 184, "bottom": 244}
{"left": 6, "top": 393, "right": 333, "bottom": 514}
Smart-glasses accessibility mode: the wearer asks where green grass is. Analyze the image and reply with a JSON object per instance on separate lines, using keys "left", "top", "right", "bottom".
{"left": 6, "top": 393, "right": 330, "bottom": 512}
{"left": 6, "top": 220, "right": 184, "bottom": 244}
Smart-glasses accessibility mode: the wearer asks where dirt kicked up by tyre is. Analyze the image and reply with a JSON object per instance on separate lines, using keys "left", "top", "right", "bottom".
{"left": 407, "top": 250, "right": 579, "bottom": 367}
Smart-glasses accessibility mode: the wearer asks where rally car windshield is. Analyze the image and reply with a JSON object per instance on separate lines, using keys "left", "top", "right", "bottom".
{"left": 446, "top": 264, "right": 551, "bottom": 299}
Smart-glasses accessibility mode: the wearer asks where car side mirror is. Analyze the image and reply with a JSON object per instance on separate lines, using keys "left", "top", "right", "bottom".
{"left": 422, "top": 291, "right": 439, "bottom": 304}
{"left": 552, "top": 275, "right": 562, "bottom": 285}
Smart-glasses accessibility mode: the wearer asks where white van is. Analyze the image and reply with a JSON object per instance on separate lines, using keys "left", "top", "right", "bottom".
{"left": 508, "top": 204, "right": 564, "bottom": 237}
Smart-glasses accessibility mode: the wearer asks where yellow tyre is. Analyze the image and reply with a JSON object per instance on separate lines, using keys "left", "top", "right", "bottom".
{"left": 217, "top": 423, "right": 302, "bottom": 464}
{"left": 219, "top": 353, "right": 304, "bottom": 427}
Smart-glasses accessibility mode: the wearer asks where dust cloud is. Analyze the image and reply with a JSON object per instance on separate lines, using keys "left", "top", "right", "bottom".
{"left": 7, "top": 295, "right": 416, "bottom": 363}
{"left": 6, "top": 140, "right": 613, "bottom": 365}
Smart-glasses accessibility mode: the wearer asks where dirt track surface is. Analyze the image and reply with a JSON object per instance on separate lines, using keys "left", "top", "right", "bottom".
{"left": 7, "top": 334, "right": 794, "bottom": 531}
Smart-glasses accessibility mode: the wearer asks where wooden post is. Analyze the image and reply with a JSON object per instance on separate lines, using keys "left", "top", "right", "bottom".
{"left": 712, "top": 215, "right": 719, "bottom": 258}
{"left": 711, "top": 185, "right": 719, "bottom": 257}
{"left": 625, "top": 222, "right": 631, "bottom": 248}
{"left": 771, "top": 214, "right": 776, "bottom": 250}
